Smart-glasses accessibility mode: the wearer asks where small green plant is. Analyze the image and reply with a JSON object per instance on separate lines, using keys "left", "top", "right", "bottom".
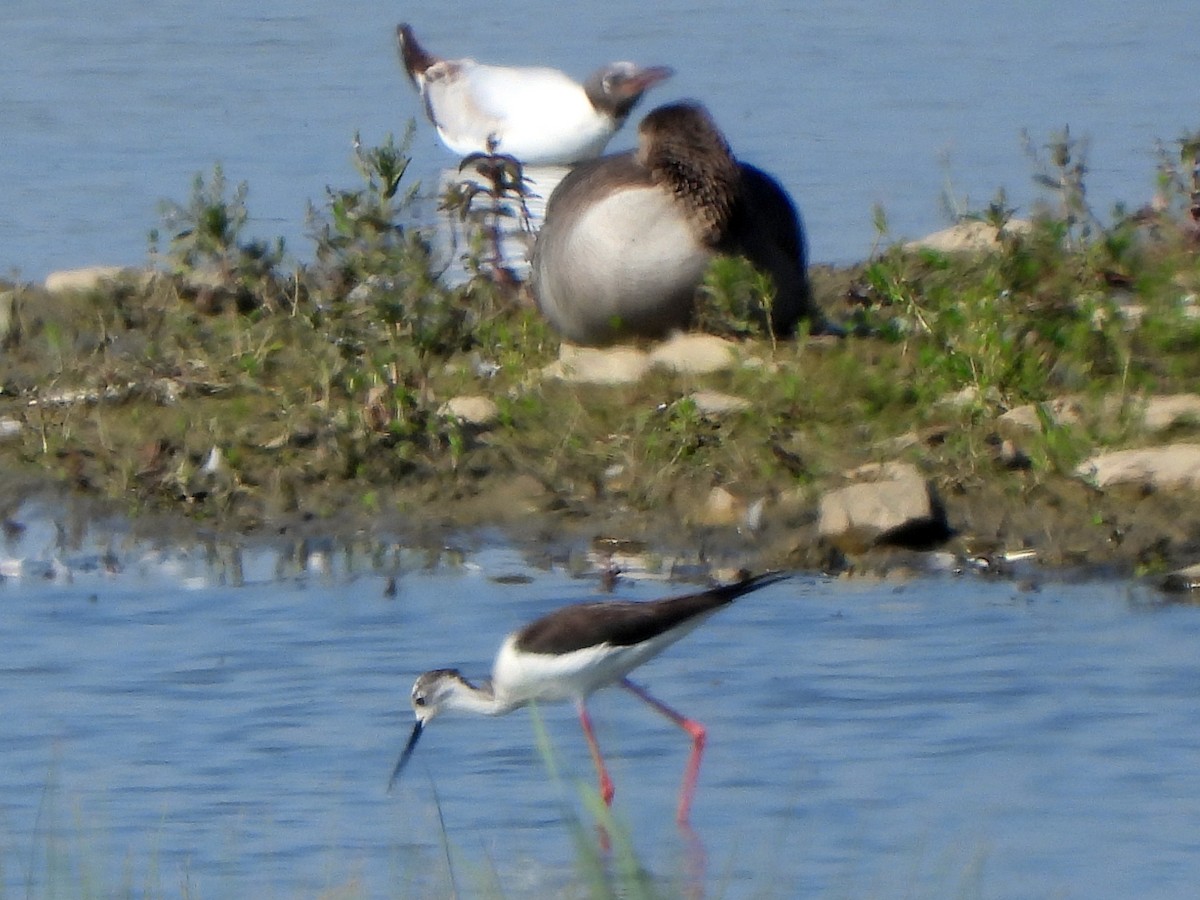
{"left": 304, "top": 130, "right": 478, "bottom": 462}
{"left": 856, "top": 246, "right": 935, "bottom": 344}
{"left": 975, "top": 188, "right": 1020, "bottom": 232}
{"left": 626, "top": 394, "right": 727, "bottom": 497}
{"left": 151, "top": 164, "right": 286, "bottom": 305}
{"left": 869, "top": 201, "right": 890, "bottom": 257}
{"left": 695, "top": 255, "right": 778, "bottom": 340}
{"left": 1029, "top": 401, "right": 1091, "bottom": 474}
{"left": 938, "top": 154, "right": 1020, "bottom": 233}
{"left": 1023, "top": 125, "right": 1101, "bottom": 246}
{"left": 1145, "top": 128, "right": 1200, "bottom": 252}
{"left": 529, "top": 706, "right": 658, "bottom": 899}
{"left": 306, "top": 126, "right": 425, "bottom": 291}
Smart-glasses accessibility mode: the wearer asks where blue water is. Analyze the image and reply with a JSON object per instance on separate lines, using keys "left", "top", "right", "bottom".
{"left": 4, "top": 7, "right": 1200, "bottom": 890}
{"left": 2, "top": 0, "right": 1195, "bottom": 281}
{"left": 0, "top": 503, "right": 1198, "bottom": 897}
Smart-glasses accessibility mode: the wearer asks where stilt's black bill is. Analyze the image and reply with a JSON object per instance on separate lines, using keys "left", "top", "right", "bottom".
{"left": 388, "top": 720, "right": 424, "bottom": 791}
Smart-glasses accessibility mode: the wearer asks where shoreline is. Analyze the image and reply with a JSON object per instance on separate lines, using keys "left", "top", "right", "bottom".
{"left": 4, "top": 139, "right": 1200, "bottom": 593}
{"left": 4, "top": 258, "right": 1200, "bottom": 593}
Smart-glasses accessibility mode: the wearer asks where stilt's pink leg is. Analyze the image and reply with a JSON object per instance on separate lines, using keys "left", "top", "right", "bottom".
{"left": 621, "top": 678, "right": 706, "bottom": 824}
{"left": 576, "top": 699, "right": 615, "bottom": 807}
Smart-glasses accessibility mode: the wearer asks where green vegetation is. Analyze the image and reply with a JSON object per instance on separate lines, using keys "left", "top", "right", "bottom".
{"left": 696, "top": 254, "right": 780, "bottom": 341}
{"left": 1, "top": 124, "right": 1199, "bottom": 573}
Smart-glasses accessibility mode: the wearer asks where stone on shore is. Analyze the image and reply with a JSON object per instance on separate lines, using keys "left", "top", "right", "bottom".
{"left": 818, "top": 461, "right": 950, "bottom": 553}
{"left": 1161, "top": 561, "right": 1200, "bottom": 594}
{"left": 543, "top": 333, "right": 744, "bottom": 385}
{"left": 1139, "top": 395, "right": 1200, "bottom": 432}
{"left": 648, "top": 333, "right": 741, "bottom": 375}
{"left": 688, "top": 390, "right": 750, "bottom": 416}
{"left": 904, "top": 219, "right": 1033, "bottom": 254}
{"left": 542, "top": 344, "right": 653, "bottom": 384}
{"left": 999, "top": 396, "right": 1091, "bottom": 431}
{"left": 1075, "top": 443, "right": 1200, "bottom": 490}
{"left": 44, "top": 266, "right": 150, "bottom": 293}
{"left": 698, "top": 486, "right": 742, "bottom": 526}
{"left": 438, "top": 395, "right": 500, "bottom": 428}
{"left": 1001, "top": 394, "right": 1200, "bottom": 434}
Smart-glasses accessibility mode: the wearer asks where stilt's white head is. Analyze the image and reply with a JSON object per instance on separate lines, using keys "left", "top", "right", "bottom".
{"left": 387, "top": 668, "right": 469, "bottom": 790}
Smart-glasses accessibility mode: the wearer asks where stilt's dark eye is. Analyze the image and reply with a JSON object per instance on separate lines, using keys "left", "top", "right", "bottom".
{"left": 414, "top": 694, "right": 426, "bottom": 706}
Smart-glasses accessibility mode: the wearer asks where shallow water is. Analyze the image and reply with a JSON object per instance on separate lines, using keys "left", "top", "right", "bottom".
{"left": 1, "top": 503, "right": 1198, "bottom": 897}
{"left": 2, "top": 0, "right": 1196, "bottom": 281}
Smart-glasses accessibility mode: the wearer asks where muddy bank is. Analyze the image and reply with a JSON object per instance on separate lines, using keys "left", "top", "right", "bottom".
{"left": 1, "top": 288, "right": 1198, "bottom": 588}
{"left": 4, "top": 191, "right": 1200, "bottom": 588}
{"left": 0, "top": 432, "right": 1197, "bottom": 591}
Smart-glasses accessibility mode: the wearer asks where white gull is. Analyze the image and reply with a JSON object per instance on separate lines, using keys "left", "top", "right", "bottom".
{"left": 396, "top": 23, "right": 673, "bottom": 166}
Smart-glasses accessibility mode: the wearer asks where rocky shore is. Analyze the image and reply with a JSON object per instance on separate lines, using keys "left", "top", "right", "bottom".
{"left": 4, "top": 210, "right": 1200, "bottom": 595}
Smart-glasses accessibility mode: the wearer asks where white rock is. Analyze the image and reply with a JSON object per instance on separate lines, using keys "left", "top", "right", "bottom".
{"left": 688, "top": 390, "right": 750, "bottom": 416}
{"left": 939, "top": 385, "right": 984, "bottom": 409}
{"left": 999, "top": 396, "right": 1090, "bottom": 430}
{"left": 649, "top": 333, "right": 741, "bottom": 375}
{"left": 542, "top": 332, "right": 749, "bottom": 385}
{"left": 819, "top": 461, "right": 947, "bottom": 551}
{"left": 904, "top": 219, "right": 1033, "bottom": 254}
{"left": 1139, "top": 395, "right": 1200, "bottom": 432}
{"left": 43, "top": 266, "right": 146, "bottom": 293}
{"left": 542, "top": 344, "right": 652, "bottom": 385}
{"left": 1075, "top": 443, "right": 1200, "bottom": 490}
{"left": 438, "top": 395, "right": 500, "bottom": 428}
{"left": 699, "top": 486, "right": 742, "bottom": 526}
{"left": 1003, "top": 394, "right": 1200, "bottom": 435}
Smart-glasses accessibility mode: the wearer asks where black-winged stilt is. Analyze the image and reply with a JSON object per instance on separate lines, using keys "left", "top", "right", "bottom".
{"left": 388, "top": 571, "right": 788, "bottom": 823}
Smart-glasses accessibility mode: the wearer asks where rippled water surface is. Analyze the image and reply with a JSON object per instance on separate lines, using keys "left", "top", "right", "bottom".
{"left": 1, "top": 504, "right": 1198, "bottom": 897}
{"left": 4, "top": 7, "right": 1200, "bottom": 895}
{"left": 2, "top": 0, "right": 1196, "bottom": 280}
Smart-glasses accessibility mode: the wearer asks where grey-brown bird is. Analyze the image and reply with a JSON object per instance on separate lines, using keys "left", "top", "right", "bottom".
{"left": 532, "top": 101, "right": 817, "bottom": 345}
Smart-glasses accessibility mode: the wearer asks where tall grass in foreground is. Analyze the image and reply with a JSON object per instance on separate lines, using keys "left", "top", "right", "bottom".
{"left": 4, "top": 747, "right": 996, "bottom": 899}
{"left": 1, "top": 731, "right": 656, "bottom": 900}
{"left": 528, "top": 704, "right": 661, "bottom": 899}
{"left": 3, "top": 775, "right": 163, "bottom": 900}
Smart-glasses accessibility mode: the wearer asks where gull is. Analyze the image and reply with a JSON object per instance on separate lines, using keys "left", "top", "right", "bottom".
{"left": 396, "top": 23, "right": 673, "bottom": 165}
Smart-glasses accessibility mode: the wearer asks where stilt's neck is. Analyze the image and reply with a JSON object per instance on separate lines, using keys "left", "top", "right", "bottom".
{"left": 416, "top": 670, "right": 517, "bottom": 717}
{"left": 446, "top": 677, "right": 510, "bottom": 716}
